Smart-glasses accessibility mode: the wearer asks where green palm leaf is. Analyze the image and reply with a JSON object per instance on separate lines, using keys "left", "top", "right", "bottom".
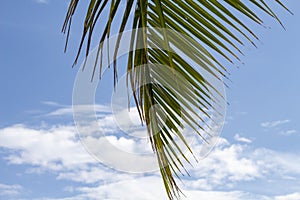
{"left": 62, "top": 1, "right": 291, "bottom": 199}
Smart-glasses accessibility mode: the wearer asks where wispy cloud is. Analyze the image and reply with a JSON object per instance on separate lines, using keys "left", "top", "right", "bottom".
{"left": 234, "top": 134, "right": 252, "bottom": 143}
{"left": 0, "top": 183, "right": 22, "bottom": 197}
{"left": 279, "top": 129, "right": 297, "bottom": 136}
{"left": 261, "top": 119, "right": 290, "bottom": 128}
{"left": 46, "top": 104, "right": 111, "bottom": 116}
{"left": 34, "top": 0, "right": 49, "bottom": 4}
{"left": 42, "top": 101, "right": 66, "bottom": 107}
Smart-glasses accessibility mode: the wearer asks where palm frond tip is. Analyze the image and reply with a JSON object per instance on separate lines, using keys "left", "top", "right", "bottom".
{"left": 63, "top": 1, "right": 291, "bottom": 199}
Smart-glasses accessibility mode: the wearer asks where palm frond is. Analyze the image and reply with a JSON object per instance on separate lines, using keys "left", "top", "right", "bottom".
{"left": 63, "top": 1, "right": 291, "bottom": 199}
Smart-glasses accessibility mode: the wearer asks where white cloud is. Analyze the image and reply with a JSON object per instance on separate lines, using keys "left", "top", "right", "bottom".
{"left": 279, "top": 129, "right": 297, "bottom": 136}
{"left": 234, "top": 134, "right": 252, "bottom": 143}
{"left": 0, "top": 183, "right": 22, "bottom": 197}
{"left": 39, "top": 176, "right": 271, "bottom": 200}
{"left": 1, "top": 108, "right": 300, "bottom": 199}
{"left": 56, "top": 166, "right": 136, "bottom": 184}
{"left": 261, "top": 119, "right": 290, "bottom": 128}
{"left": 184, "top": 139, "right": 261, "bottom": 188}
{"left": 42, "top": 101, "right": 66, "bottom": 107}
{"left": 1, "top": 123, "right": 300, "bottom": 187}
{"left": 0, "top": 124, "right": 96, "bottom": 171}
{"left": 47, "top": 104, "right": 111, "bottom": 117}
{"left": 34, "top": 0, "right": 49, "bottom": 4}
{"left": 255, "top": 149, "right": 300, "bottom": 175}
{"left": 183, "top": 191, "right": 270, "bottom": 200}
{"left": 275, "top": 193, "right": 300, "bottom": 200}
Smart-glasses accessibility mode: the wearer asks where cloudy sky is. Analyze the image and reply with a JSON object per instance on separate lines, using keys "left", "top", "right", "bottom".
{"left": 0, "top": 0, "right": 300, "bottom": 199}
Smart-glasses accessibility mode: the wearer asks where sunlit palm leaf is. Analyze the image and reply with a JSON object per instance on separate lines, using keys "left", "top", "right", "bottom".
{"left": 62, "top": 1, "right": 291, "bottom": 199}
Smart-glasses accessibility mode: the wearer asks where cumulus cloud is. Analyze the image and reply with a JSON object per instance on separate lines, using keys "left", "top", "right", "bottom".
{"left": 275, "top": 193, "right": 300, "bottom": 200}
{"left": 181, "top": 138, "right": 263, "bottom": 190}
{"left": 1, "top": 123, "right": 300, "bottom": 198}
{"left": 0, "top": 124, "right": 96, "bottom": 171}
{"left": 57, "top": 177, "right": 270, "bottom": 200}
{"left": 1, "top": 106, "right": 300, "bottom": 199}
{"left": 261, "top": 119, "right": 290, "bottom": 128}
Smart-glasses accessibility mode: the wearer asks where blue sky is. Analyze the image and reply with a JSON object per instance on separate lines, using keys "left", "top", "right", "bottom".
{"left": 0, "top": 0, "right": 300, "bottom": 199}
